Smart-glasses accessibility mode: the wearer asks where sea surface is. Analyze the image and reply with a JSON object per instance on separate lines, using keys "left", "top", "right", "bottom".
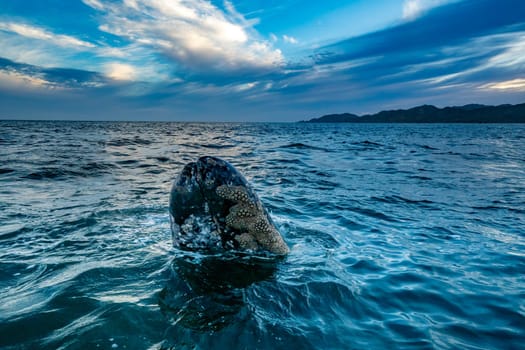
{"left": 0, "top": 121, "right": 524, "bottom": 349}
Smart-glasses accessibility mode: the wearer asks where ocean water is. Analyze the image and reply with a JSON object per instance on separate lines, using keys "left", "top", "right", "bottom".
{"left": 0, "top": 121, "right": 524, "bottom": 350}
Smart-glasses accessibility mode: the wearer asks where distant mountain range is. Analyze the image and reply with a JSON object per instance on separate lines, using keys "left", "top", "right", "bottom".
{"left": 303, "top": 103, "right": 525, "bottom": 123}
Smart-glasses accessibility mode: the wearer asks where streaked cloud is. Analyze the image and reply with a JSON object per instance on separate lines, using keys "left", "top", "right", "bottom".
{"left": 0, "top": 57, "right": 108, "bottom": 91}
{"left": 0, "top": 20, "right": 102, "bottom": 70}
{"left": 487, "top": 33, "right": 525, "bottom": 68}
{"left": 403, "top": 0, "right": 454, "bottom": 20}
{"left": 403, "top": 0, "right": 423, "bottom": 19}
{"left": 0, "top": 22, "right": 95, "bottom": 48}
{"left": 481, "top": 79, "right": 525, "bottom": 91}
{"left": 0, "top": 69, "right": 61, "bottom": 90}
{"left": 233, "top": 82, "right": 258, "bottom": 92}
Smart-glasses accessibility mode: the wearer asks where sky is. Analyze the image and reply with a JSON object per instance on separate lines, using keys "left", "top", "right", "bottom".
{"left": 0, "top": 0, "right": 524, "bottom": 121}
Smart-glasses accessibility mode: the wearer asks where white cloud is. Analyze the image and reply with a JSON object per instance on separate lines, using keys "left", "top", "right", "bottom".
{"left": 105, "top": 63, "right": 137, "bottom": 80}
{"left": 0, "top": 32, "right": 64, "bottom": 67}
{"left": 83, "top": 0, "right": 284, "bottom": 73}
{"left": 102, "top": 60, "right": 172, "bottom": 82}
{"left": 234, "top": 82, "right": 257, "bottom": 92}
{"left": 487, "top": 33, "right": 525, "bottom": 68}
{"left": 402, "top": 0, "right": 452, "bottom": 20}
{"left": 282, "top": 35, "right": 298, "bottom": 44}
{"left": 0, "top": 68, "right": 104, "bottom": 91}
{"left": 0, "top": 22, "right": 95, "bottom": 48}
{"left": 82, "top": 0, "right": 105, "bottom": 10}
{"left": 0, "top": 70, "right": 59, "bottom": 90}
{"left": 480, "top": 79, "right": 525, "bottom": 91}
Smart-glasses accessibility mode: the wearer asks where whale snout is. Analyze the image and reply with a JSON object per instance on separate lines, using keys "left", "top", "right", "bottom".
{"left": 169, "top": 156, "right": 289, "bottom": 254}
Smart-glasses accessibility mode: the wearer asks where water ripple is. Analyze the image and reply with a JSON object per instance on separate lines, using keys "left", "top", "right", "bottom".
{"left": 1, "top": 121, "right": 524, "bottom": 349}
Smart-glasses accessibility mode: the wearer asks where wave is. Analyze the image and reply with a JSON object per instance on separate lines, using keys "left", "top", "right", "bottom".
{"left": 371, "top": 195, "right": 434, "bottom": 206}
{"left": 279, "top": 143, "right": 330, "bottom": 151}
{"left": 23, "top": 168, "right": 86, "bottom": 180}
{"left": 418, "top": 144, "right": 439, "bottom": 150}
{"left": 153, "top": 156, "right": 170, "bottom": 162}
{"left": 200, "top": 143, "right": 236, "bottom": 149}
{"left": 22, "top": 163, "right": 117, "bottom": 179}
{"left": 351, "top": 140, "right": 383, "bottom": 147}
{"left": 103, "top": 137, "right": 153, "bottom": 147}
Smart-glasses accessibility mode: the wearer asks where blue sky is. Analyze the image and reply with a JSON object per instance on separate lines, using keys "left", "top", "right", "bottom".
{"left": 0, "top": 0, "right": 524, "bottom": 121}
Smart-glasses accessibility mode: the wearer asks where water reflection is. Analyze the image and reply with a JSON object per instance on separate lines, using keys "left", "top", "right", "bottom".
{"left": 159, "top": 252, "right": 279, "bottom": 332}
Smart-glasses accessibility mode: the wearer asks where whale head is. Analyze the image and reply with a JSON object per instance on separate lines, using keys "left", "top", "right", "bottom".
{"left": 169, "top": 156, "right": 289, "bottom": 255}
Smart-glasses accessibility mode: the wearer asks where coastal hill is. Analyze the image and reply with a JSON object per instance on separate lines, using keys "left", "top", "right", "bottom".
{"left": 303, "top": 103, "right": 525, "bottom": 123}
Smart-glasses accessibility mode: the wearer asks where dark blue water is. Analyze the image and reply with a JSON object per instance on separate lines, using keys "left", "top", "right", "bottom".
{"left": 1, "top": 121, "right": 524, "bottom": 349}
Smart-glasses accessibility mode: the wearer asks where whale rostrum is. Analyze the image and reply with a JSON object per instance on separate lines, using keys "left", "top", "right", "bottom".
{"left": 169, "top": 156, "right": 289, "bottom": 255}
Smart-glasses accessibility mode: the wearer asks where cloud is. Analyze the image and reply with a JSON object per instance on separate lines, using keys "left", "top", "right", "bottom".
{"left": 0, "top": 22, "right": 95, "bottom": 48}
{"left": 486, "top": 32, "right": 525, "bottom": 68}
{"left": 403, "top": 0, "right": 453, "bottom": 20}
{"left": 233, "top": 81, "right": 257, "bottom": 92}
{"left": 283, "top": 35, "right": 299, "bottom": 44}
{"left": 480, "top": 78, "right": 525, "bottom": 91}
{"left": 82, "top": 0, "right": 104, "bottom": 11}
{"left": 0, "top": 69, "right": 61, "bottom": 90}
{"left": 82, "top": 0, "right": 284, "bottom": 74}
{"left": 0, "top": 20, "right": 101, "bottom": 70}
{"left": 105, "top": 62, "right": 137, "bottom": 81}
{"left": 0, "top": 57, "right": 107, "bottom": 91}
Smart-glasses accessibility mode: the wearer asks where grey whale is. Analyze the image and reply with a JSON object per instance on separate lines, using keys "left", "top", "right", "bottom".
{"left": 169, "top": 156, "right": 289, "bottom": 255}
